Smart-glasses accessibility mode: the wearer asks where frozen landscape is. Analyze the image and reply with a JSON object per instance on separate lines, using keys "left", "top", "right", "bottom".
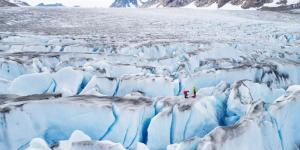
{"left": 0, "top": 7, "right": 300, "bottom": 150}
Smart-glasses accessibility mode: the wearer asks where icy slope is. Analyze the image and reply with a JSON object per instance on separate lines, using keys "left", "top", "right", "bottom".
{"left": 0, "top": 87, "right": 227, "bottom": 150}
{"left": 168, "top": 85, "right": 300, "bottom": 150}
{"left": 1, "top": 82, "right": 300, "bottom": 150}
{"left": 0, "top": 95, "right": 154, "bottom": 149}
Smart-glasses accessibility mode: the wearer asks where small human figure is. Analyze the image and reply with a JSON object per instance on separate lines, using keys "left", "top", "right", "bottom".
{"left": 183, "top": 90, "right": 189, "bottom": 98}
{"left": 192, "top": 86, "right": 197, "bottom": 98}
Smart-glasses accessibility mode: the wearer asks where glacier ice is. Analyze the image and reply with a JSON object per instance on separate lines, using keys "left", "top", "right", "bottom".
{"left": 0, "top": 89, "right": 230, "bottom": 150}
{"left": 7, "top": 67, "right": 85, "bottom": 96}
{"left": 0, "top": 95, "right": 154, "bottom": 149}
{"left": 147, "top": 96, "right": 224, "bottom": 150}
{"left": 136, "top": 142, "right": 150, "bottom": 150}
{"left": 227, "top": 80, "right": 285, "bottom": 117}
{"left": 52, "top": 67, "right": 84, "bottom": 96}
{"left": 117, "top": 75, "right": 180, "bottom": 97}
{"left": 8, "top": 73, "right": 54, "bottom": 96}
{"left": 25, "top": 138, "right": 51, "bottom": 150}
{"left": 80, "top": 76, "right": 118, "bottom": 96}
{"left": 26, "top": 130, "right": 127, "bottom": 150}
{"left": 2, "top": 82, "right": 300, "bottom": 150}
{"left": 0, "top": 8, "right": 300, "bottom": 150}
{"left": 167, "top": 85, "right": 300, "bottom": 150}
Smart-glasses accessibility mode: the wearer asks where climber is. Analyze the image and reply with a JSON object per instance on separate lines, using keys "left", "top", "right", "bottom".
{"left": 192, "top": 86, "right": 197, "bottom": 98}
{"left": 183, "top": 90, "right": 189, "bottom": 98}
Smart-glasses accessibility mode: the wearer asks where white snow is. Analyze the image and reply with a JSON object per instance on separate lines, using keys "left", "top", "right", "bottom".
{"left": 220, "top": 3, "right": 246, "bottom": 10}
{"left": 183, "top": 2, "right": 197, "bottom": 8}
{"left": 183, "top": 2, "right": 249, "bottom": 10}
{"left": 57, "top": 130, "right": 91, "bottom": 150}
{"left": 263, "top": 0, "right": 281, "bottom": 7}
{"left": 25, "top": 138, "right": 51, "bottom": 150}
{"left": 136, "top": 142, "right": 150, "bottom": 150}
{"left": 68, "top": 130, "right": 92, "bottom": 142}
{"left": 287, "top": 0, "right": 300, "bottom": 5}
{"left": 26, "top": 130, "right": 127, "bottom": 150}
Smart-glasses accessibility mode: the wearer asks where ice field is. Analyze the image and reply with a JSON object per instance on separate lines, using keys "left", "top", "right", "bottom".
{"left": 0, "top": 8, "right": 300, "bottom": 150}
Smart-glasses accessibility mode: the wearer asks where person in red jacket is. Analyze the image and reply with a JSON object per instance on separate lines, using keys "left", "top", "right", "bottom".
{"left": 183, "top": 90, "right": 189, "bottom": 98}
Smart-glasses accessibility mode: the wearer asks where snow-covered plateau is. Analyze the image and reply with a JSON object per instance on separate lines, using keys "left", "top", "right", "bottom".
{"left": 0, "top": 8, "right": 300, "bottom": 150}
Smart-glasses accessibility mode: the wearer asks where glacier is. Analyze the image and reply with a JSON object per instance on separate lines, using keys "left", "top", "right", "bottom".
{"left": 2, "top": 81, "right": 300, "bottom": 150}
{"left": 168, "top": 85, "right": 300, "bottom": 150}
{"left": 0, "top": 8, "right": 299, "bottom": 150}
